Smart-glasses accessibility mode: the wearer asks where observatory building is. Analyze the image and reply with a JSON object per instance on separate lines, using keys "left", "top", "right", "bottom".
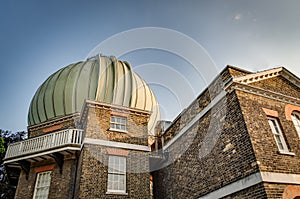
{"left": 4, "top": 55, "right": 300, "bottom": 198}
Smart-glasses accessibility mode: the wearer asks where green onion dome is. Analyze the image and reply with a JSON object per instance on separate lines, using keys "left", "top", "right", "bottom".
{"left": 28, "top": 55, "right": 160, "bottom": 134}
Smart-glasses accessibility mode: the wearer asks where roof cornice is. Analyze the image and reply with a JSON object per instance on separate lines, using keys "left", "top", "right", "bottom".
{"left": 230, "top": 67, "right": 300, "bottom": 90}
{"left": 28, "top": 113, "right": 81, "bottom": 132}
{"left": 280, "top": 68, "right": 300, "bottom": 89}
{"left": 226, "top": 81, "right": 300, "bottom": 107}
{"left": 232, "top": 67, "right": 283, "bottom": 84}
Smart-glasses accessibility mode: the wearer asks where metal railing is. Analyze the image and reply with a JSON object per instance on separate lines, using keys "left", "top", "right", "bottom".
{"left": 5, "top": 129, "right": 83, "bottom": 159}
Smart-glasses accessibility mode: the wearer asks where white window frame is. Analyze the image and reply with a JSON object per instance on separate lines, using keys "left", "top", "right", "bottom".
{"left": 110, "top": 116, "right": 127, "bottom": 132}
{"left": 291, "top": 112, "right": 300, "bottom": 138}
{"left": 268, "top": 117, "right": 289, "bottom": 153}
{"left": 33, "top": 171, "right": 52, "bottom": 199}
{"left": 107, "top": 155, "right": 126, "bottom": 194}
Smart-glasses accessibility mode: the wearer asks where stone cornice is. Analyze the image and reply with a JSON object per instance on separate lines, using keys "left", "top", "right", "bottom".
{"left": 28, "top": 113, "right": 80, "bottom": 132}
{"left": 231, "top": 67, "right": 300, "bottom": 89}
{"left": 226, "top": 81, "right": 300, "bottom": 106}
{"left": 280, "top": 68, "right": 300, "bottom": 89}
{"left": 232, "top": 67, "right": 283, "bottom": 84}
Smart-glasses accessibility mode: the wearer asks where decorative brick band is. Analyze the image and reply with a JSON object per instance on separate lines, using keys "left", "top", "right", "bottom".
{"left": 107, "top": 148, "right": 129, "bottom": 156}
{"left": 110, "top": 111, "right": 128, "bottom": 117}
{"left": 28, "top": 113, "right": 80, "bottom": 132}
{"left": 34, "top": 164, "right": 55, "bottom": 173}
{"left": 43, "top": 124, "right": 63, "bottom": 133}
{"left": 285, "top": 104, "right": 300, "bottom": 121}
{"left": 262, "top": 108, "right": 279, "bottom": 117}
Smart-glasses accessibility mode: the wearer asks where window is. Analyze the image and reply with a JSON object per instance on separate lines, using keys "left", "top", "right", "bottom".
{"left": 268, "top": 117, "right": 289, "bottom": 152}
{"left": 291, "top": 112, "right": 300, "bottom": 137}
{"left": 107, "top": 156, "right": 126, "bottom": 193}
{"left": 33, "top": 171, "right": 52, "bottom": 199}
{"left": 110, "top": 116, "right": 127, "bottom": 132}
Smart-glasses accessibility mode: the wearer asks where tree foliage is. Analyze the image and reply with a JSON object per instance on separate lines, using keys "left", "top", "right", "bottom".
{"left": 0, "top": 129, "right": 27, "bottom": 199}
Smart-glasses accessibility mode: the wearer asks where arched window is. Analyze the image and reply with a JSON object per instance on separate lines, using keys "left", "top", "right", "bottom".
{"left": 291, "top": 112, "right": 300, "bottom": 137}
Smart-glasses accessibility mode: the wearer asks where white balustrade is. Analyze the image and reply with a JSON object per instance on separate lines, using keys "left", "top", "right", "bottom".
{"left": 5, "top": 129, "right": 83, "bottom": 159}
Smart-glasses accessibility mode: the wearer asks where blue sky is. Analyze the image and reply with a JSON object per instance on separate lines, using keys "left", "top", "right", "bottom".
{"left": 1, "top": 0, "right": 300, "bottom": 132}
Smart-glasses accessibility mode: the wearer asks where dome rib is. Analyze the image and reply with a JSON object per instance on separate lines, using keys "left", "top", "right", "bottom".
{"left": 121, "top": 61, "right": 131, "bottom": 107}
{"left": 39, "top": 73, "right": 57, "bottom": 123}
{"left": 103, "top": 57, "right": 112, "bottom": 103}
{"left": 30, "top": 86, "right": 42, "bottom": 124}
{"left": 120, "top": 61, "right": 126, "bottom": 105}
{"left": 74, "top": 62, "right": 85, "bottom": 112}
{"left": 53, "top": 64, "right": 70, "bottom": 117}
{"left": 131, "top": 72, "right": 138, "bottom": 109}
{"left": 37, "top": 75, "right": 51, "bottom": 123}
{"left": 134, "top": 74, "right": 144, "bottom": 109}
{"left": 75, "top": 61, "right": 94, "bottom": 112}
{"left": 64, "top": 62, "right": 82, "bottom": 115}
{"left": 112, "top": 58, "right": 119, "bottom": 105}
{"left": 125, "top": 62, "right": 135, "bottom": 108}
{"left": 44, "top": 71, "right": 62, "bottom": 120}
{"left": 95, "top": 55, "right": 102, "bottom": 101}
{"left": 141, "top": 76, "right": 148, "bottom": 110}
{"left": 54, "top": 64, "right": 74, "bottom": 115}
{"left": 87, "top": 61, "right": 98, "bottom": 100}
{"left": 62, "top": 63, "right": 76, "bottom": 116}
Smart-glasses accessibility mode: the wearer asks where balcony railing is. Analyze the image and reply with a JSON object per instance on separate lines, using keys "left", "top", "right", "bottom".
{"left": 5, "top": 129, "right": 83, "bottom": 160}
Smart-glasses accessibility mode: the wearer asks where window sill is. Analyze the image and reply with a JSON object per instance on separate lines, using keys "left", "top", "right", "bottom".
{"left": 106, "top": 191, "right": 128, "bottom": 195}
{"left": 109, "top": 128, "right": 128, "bottom": 133}
{"left": 278, "top": 150, "right": 295, "bottom": 156}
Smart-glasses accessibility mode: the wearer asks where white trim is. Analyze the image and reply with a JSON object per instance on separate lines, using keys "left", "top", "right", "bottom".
{"left": 291, "top": 112, "right": 300, "bottom": 138}
{"left": 110, "top": 116, "right": 127, "bottom": 132}
{"left": 261, "top": 172, "right": 300, "bottom": 184}
{"left": 163, "top": 91, "right": 226, "bottom": 150}
{"left": 84, "top": 138, "right": 151, "bottom": 151}
{"left": 33, "top": 171, "right": 52, "bottom": 199}
{"left": 107, "top": 155, "right": 127, "bottom": 193}
{"left": 198, "top": 172, "right": 262, "bottom": 199}
{"left": 109, "top": 128, "right": 128, "bottom": 134}
{"left": 278, "top": 150, "right": 295, "bottom": 156}
{"left": 199, "top": 172, "right": 300, "bottom": 198}
{"left": 267, "top": 117, "right": 290, "bottom": 152}
{"left": 106, "top": 191, "right": 128, "bottom": 195}
{"left": 4, "top": 146, "right": 81, "bottom": 164}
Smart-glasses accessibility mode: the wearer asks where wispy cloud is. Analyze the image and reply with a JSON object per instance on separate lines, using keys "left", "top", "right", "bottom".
{"left": 233, "top": 13, "right": 242, "bottom": 21}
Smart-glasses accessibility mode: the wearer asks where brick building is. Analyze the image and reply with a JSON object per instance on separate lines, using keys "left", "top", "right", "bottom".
{"left": 4, "top": 55, "right": 300, "bottom": 198}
